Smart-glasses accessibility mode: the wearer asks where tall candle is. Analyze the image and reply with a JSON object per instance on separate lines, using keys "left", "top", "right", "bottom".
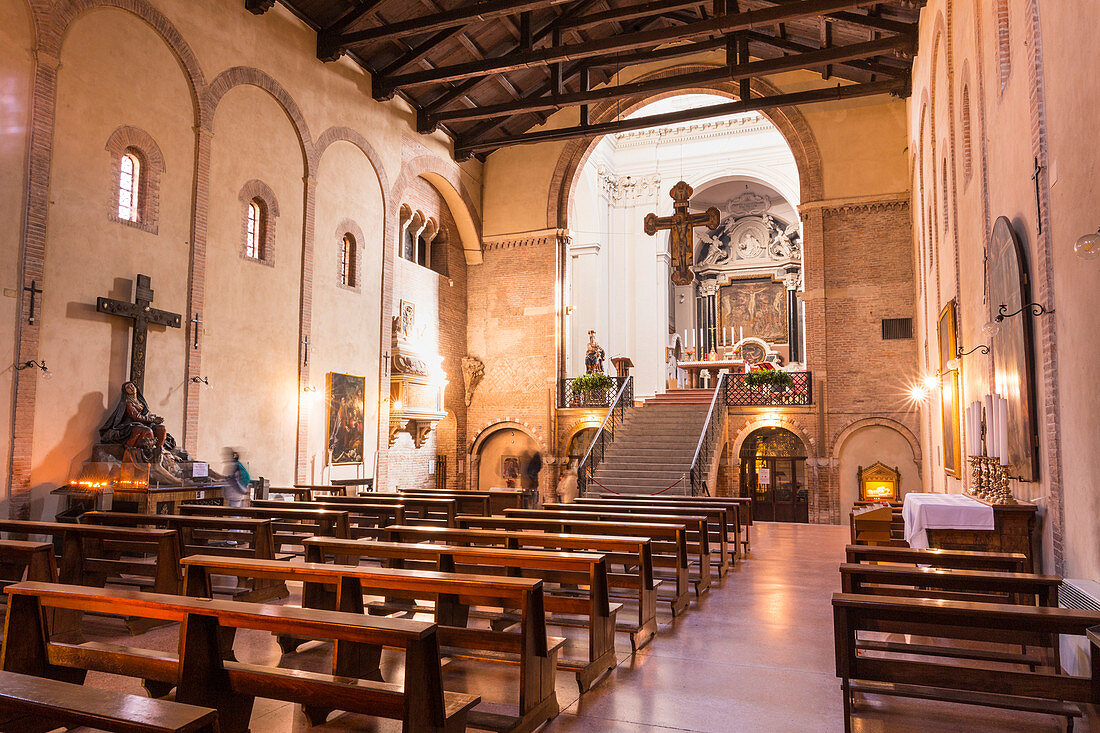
{"left": 983, "top": 395, "right": 996, "bottom": 458}
{"left": 996, "top": 396, "right": 1009, "bottom": 465}
{"left": 740, "top": 326, "right": 744, "bottom": 342}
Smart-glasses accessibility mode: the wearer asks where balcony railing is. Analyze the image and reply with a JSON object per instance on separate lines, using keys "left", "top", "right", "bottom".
{"left": 724, "top": 371, "right": 813, "bottom": 407}
{"left": 558, "top": 376, "right": 631, "bottom": 408}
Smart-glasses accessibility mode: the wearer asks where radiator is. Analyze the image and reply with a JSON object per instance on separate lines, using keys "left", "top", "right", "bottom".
{"left": 1059, "top": 579, "right": 1100, "bottom": 612}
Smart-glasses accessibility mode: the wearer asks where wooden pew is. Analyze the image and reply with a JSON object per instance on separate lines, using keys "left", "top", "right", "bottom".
{"left": 0, "top": 520, "right": 181, "bottom": 634}
{"left": 178, "top": 555, "right": 558, "bottom": 733}
{"left": 314, "top": 495, "right": 459, "bottom": 528}
{"left": 844, "top": 544, "right": 1028, "bottom": 572}
{"left": 402, "top": 487, "right": 525, "bottom": 514}
{"left": 397, "top": 490, "right": 492, "bottom": 516}
{"left": 562, "top": 499, "right": 735, "bottom": 573}
{"left": 383, "top": 525, "right": 659, "bottom": 652}
{"left": 2, "top": 581, "right": 478, "bottom": 733}
{"left": 0, "top": 669, "right": 220, "bottom": 733}
{"left": 79, "top": 512, "right": 285, "bottom": 602}
{"left": 0, "top": 540, "right": 57, "bottom": 590}
{"left": 589, "top": 493, "right": 752, "bottom": 553}
{"left": 178, "top": 504, "right": 350, "bottom": 555}
{"left": 503, "top": 508, "right": 712, "bottom": 596}
{"left": 292, "top": 483, "right": 351, "bottom": 498}
{"left": 250, "top": 499, "right": 399, "bottom": 540}
{"left": 833, "top": 592, "right": 1100, "bottom": 732}
{"left": 574, "top": 495, "right": 742, "bottom": 559}
{"left": 267, "top": 486, "right": 314, "bottom": 501}
{"left": 303, "top": 536, "right": 618, "bottom": 691}
{"left": 457, "top": 515, "right": 691, "bottom": 617}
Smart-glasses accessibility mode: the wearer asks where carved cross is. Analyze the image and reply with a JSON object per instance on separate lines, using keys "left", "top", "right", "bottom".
{"left": 644, "top": 180, "right": 720, "bottom": 286}
{"left": 96, "top": 274, "right": 182, "bottom": 392}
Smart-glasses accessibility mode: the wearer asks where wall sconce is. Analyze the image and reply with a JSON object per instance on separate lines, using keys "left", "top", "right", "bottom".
{"left": 16, "top": 360, "right": 50, "bottom": 379}
{"left": 190, "top": 376, "right": 209, "bottom": 385}
{"left": 1075, "top": 228, "right": 1100, "bottom": 260}
{"left": 982, "top": 302, "right": 1053, "bottom": 338}
{"left": 564, "top": 305, "right": 575, "bottom": 315}
{"left": 947, "top": 343, "right": 991, "bottom": 371}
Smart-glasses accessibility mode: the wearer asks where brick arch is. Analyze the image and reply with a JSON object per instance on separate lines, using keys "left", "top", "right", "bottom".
{"left": 547, "top": 68, "right": 825, "bottom": 230}
{"left": 391, "top": 154, "right": 482, "bottom": 264}
{"left": 105, "top": 125, "right": 165, "bottom": 234}
{"left": 560, "top": 418, "right": 603, "bottom": 455}
{"left": 728, "top": 417, "right": 816, "bottom": 462}
{"left": 469, "top": 420, "right": 546, "bottom": 455}
{"left": 334, "top": 217, "right": 364, "bottom": 292}
{"left": 830, "top": 417, "right": 922, "bottom": 465}
{"left": 315, "top": 126, "right": 391, "bottom": 198}
{"left": 46, "top": 0, "right": 206, "bottom": 122}
{"left": 203, "top": 66, "right": 316, "bottom": 176}
{"left": 105, "top": 125, "right": 165, "bottom": 172}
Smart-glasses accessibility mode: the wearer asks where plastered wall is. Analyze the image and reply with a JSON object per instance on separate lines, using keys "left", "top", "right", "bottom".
{"left": 909, "top": 0, "right": 1100, "bottom": 578}
{"left": 1, "top": 0, "right": 481, "bottom": 512}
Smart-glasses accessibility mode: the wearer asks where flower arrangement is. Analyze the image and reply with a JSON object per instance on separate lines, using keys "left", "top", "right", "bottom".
{"left": 744, "top": 368, "right": 794, "bottom": 391}
{"left": 571, "top": 372, "right": 615, "bottom": 393}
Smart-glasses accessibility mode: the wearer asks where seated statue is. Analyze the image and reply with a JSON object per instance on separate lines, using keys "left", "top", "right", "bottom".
{"left": 100, "top": 381, "right": 187, "bottom": 469}
{"left": 584, "top": 330, "right": 605, "bottom": 374}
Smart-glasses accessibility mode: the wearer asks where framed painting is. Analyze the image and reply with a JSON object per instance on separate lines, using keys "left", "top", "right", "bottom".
{"left": 987, "top": 217, "right": 1039, "bottom": 481}
{"left": 719, "top": 278, "right": 788, "bottom": 343}
{"left": 938, "top": 301, "right": 962, "bottom": 478}
{"left": 328, "top": 372, "right": 365, "bottom": 465}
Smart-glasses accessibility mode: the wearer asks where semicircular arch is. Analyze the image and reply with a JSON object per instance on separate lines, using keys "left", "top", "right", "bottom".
{"left": 392, "top": 154, "right": 482, "bottom": 265}
{"left": 831, "top": 417, "right": 922, "bottom": 465}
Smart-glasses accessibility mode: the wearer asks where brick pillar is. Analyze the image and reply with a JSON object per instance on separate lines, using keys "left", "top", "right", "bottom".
{"left": 183, "top": 127, "right": 214, "bottom": 456}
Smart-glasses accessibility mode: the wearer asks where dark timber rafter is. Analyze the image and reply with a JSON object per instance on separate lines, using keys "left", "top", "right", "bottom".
{"left": 424, "top": 33, "right": 912, "bottom": 128}
{"left": 453, "top": 77, "right": 908, "bottom": 157}
{"left": 371, "top": 0, "right": 885, "bottom": 96}
{"left": 320, "top": 0, "right": 577, "bottom": 59}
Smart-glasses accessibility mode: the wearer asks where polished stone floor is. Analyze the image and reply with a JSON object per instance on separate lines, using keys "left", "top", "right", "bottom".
{"left": 69, "top": 522, "right": 1080, "bottom": 732}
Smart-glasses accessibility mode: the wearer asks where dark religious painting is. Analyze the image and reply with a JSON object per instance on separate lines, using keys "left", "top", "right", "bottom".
{"left": 987, "top": 217, "right": 1039, "bottom": 481}
{"left": 328, "top": 372, "right": 365, "bottom": 465}
{"left": 719, "top": 278, "right": 788, "bottom": 343}
{"left": 938, "top": 300, "right": 962, "bottom": 478}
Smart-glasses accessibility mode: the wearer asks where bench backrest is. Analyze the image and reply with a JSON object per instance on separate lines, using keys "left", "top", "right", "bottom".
{"left": 833, "top": 592, "right": 1100, "bottom": 704}
{"left": 552, "top": 502, "right": 729, "bottom": 536}
{"left": 844, "top": 544, "right": 1027, "bottom": 572}
{"left": 503, "top": 509, "right": 709, "bottom": 553}
{"left": 839, "top": 562, "right": 1061, "bottom": 605}
{"left": 80, "top": 512, "right": 277, "bottom": 560}
{"left": 592, "top": 493, "right": 753, "bottom": 524}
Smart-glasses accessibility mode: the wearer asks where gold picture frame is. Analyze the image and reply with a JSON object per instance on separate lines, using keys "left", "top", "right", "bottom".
{"left": 937, "top": 301, "right": 962, "bottom": 478}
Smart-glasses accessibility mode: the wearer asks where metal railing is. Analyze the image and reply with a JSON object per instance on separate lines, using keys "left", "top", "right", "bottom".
{"left": 724, "top": 370, "right": 813, "bottom": 406}
{"left": 689, "top": 373, "right": 729, "bottom": 497}
{"left": 558, "top": 376, "right": 631, "bottom": 408}
{"left": 576, "top": 376, "right": 634, "bottom": 496}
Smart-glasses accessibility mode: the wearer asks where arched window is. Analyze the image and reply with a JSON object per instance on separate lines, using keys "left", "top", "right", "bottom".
{"left": 340, "top": 233, "right": 356, "bottom": 287}
{"left": 237, "top": 180, "right": 278, "bottom": 266}
{"left": 996, "top": 0, "right": 1011, "bottom": 91}
{"left": 106, "top": 127, "right": 164, "bottom": 234}
{"left": 961, "top": 85, "right": 973, "bottom": 182}
{"left": 245, "top": 199, "right": 264, "bottom": 260}
{"left": 118, "top": 152, "right": 140, "bottom": 222}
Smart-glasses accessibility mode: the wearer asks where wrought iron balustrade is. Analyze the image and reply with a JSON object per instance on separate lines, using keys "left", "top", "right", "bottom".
{"left": 724, "top": 371, "right": 813, "bottom": 406}
{"left": 558, "top": 376, "right": 631, "bottom": 408}
{"left": 576, "top": 376, "right": 634, "bottom": 497}
{"left": 690, "top": 373, "right": 728, "bottom": 497}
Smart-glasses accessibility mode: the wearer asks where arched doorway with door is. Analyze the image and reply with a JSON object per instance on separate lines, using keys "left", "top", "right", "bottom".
{"left": 739, "top": 427, "right": 808, "bottom": 522}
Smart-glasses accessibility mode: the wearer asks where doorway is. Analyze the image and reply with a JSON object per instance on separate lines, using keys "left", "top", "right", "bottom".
{"left": 739, "top": 427, "right": 808, "bottom": 523}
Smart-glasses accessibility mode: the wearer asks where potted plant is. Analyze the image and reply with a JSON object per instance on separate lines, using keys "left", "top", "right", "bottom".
{"left": 571, "top": 372, "right": 615, "bottom": 406}
{"left": 744, "top": 368, "right": 794, "bottom": 394}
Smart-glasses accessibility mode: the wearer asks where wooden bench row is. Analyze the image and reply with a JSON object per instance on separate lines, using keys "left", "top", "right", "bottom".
{"left": 835, "top": 543, "right": 1097, "bottom": 731}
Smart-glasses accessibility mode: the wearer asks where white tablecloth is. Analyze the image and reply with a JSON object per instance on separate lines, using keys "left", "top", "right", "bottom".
{"left": 902, "top": 492, "right": 995, "bottom": 549}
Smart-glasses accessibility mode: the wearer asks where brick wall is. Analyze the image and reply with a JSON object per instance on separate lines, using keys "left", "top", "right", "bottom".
{"left": 466, "top": 232, "right": 561, "bottom": 499}
{"left": 387, "top": 176, "right": 469, "bottom": 491}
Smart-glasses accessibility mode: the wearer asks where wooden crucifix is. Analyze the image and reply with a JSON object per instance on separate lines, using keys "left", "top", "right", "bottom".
{"left": 96, "top": 274, "right": 182, "bottom": 392}
{"left": 644, "top": 180, "right": 720, "bottom": 286}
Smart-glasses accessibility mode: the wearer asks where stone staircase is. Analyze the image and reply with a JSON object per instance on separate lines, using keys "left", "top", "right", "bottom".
{"left": 589, "top": 390, "right": 713, "bottom": 496}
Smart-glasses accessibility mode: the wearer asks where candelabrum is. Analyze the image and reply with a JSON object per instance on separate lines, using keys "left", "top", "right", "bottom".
{"left": 967, "top": 455, "right": 1015, "bottom": 504}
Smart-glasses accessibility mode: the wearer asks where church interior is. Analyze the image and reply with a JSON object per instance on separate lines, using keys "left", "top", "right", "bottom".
{"left": 1, "top": 0, "right": 1098, "bottom": 731}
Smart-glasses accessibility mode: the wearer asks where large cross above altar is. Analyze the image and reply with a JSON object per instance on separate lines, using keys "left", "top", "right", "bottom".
{"left": 96, "top": 274, "right": 182, "bottom": 392}
{"left": 644, "top": 180, "right": 720, "bottom": 286}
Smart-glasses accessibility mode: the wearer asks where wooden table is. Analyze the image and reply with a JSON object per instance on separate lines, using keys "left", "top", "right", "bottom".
{"left": 924, "top": 501, "right": 1040, "bottom": 572}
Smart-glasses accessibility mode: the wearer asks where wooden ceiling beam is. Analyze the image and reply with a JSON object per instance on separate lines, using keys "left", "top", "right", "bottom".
{"left": 557, "top": 0, "right": 709, "bottom": 32}
{"left": 756, "top": 0, "right": 916, "bottom": 34}
{"left": 321, "top": 0, "right": 576, "bottom": 59}
{"left": 455, "top": 77, "right": 907, "bottom": 156}
{"left": 427, "top": 33, "right": 911, "bottom": 126}
{"left": 374, "top": 0, "right": 882, "bottom": 93}
{"left": 245, "top": 0, "right": 277, "bottom": 14}
{"left": 418, "top": 0, "right": 604, "bottom": 109}
{"left": 324, "top": 0, "right": 389, "bottom": 37}
{"left": 376, "top": 26, "right": 467, "bottom": 76}
{"left": 744, "top": 29, "right": 908, "bottom": 77}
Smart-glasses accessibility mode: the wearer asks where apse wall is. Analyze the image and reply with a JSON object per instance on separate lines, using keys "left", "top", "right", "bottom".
{"left": 909, "top": 0, "right": 1100, "bottom": 578}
